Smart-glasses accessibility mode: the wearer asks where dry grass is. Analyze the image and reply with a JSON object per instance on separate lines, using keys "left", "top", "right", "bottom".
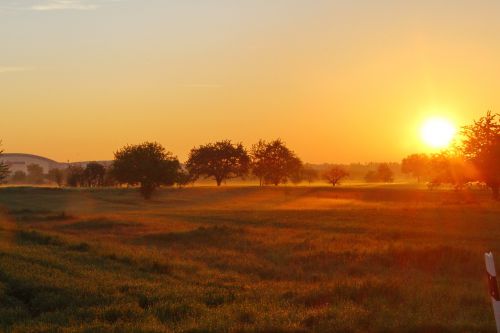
{"left": 0, "top": 186, "right": 499, "bottom": 332}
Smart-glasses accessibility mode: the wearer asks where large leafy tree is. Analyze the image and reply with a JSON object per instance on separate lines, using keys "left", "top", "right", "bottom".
{"left": 251, "top": 139, "right": 302, "bottom": 186}
{"left": 186, "top": 140, "right": 250, "bottom": 186}
{"left": 0, "top": 142, "right": 9, "bottom": 183}
{"left": 460, "top": 111, "right": 500, "bottom": 199}
{"left": 113, "top": 142, "right": 180, "bottom": 199}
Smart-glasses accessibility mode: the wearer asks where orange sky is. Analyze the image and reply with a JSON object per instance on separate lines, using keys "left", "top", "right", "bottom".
{"left": 1, "top": 1, "right": 499, "bottom": 163}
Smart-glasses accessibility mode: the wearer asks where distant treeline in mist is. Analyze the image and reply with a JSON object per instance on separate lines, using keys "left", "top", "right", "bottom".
{"left": 0, "top": 111, "right": 498, "bottom": 199}
{"left": 0, "top": 139, "right": 401, "bottom": 199}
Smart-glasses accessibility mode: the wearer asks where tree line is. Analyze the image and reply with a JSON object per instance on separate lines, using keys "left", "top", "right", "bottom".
{"left": 0, "top": 111, "right": 497, "bottom": 199}
{"left": 0, "top": 139, "right": 350, "bottom": 199}
{"left": 4, "top": 162, "right": 115, "bottom": 188}
{"left": 112, "top": 139, "right": 307, "bottom": 199}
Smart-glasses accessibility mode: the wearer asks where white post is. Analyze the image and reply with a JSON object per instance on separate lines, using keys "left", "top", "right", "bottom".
{"left": 485, "top": 252, "right": 500, "bottom": 333}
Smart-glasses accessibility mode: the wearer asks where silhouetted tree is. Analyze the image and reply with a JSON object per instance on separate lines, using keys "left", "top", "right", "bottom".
{"left": 302, "top": 166, "right": 319, "bottom": 184}
{"left": 323, "top": 166, "right": 349, "bottom": 187}
{"left": 66, "top": 166, "right": 85, "bottom": 187}
{"left": 113, "top": 142, "right": 180, "bottom": 199}
{"left": 0, "top": 143, "right": 9, "bottom": 183}
{"left": 27, "top": 164, "right": 44, "bottom": 184}
{"left": 250, "top": 140, "right": 268, "bottom": 186}
{"left": 186, "top": 140, "right": 250, "bottom": 186}
{"left": 364, "top": 163, "right": 394, "bottom": 183}
{"left": 401, "top": 154, "right": 430, "bottom": 183}
{"left": 377, "top": 163, "right": 394, "bottom": 183}
{"left": 83, "top": 162, "right": 106, "bottom": 187}
{"left": 460, "top": 111, "right": 500, "bottom": 200}
{"left": 251, "top": 139, "right": 302, "bottom": 186}
{"left": 11, "top": 170, "right": 26, "bottom": 183}
{"left": 47, "top": 168, "right": 65, "bottom": 187}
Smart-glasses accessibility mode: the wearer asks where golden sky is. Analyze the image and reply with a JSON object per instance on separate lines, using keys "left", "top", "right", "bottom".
{"left": 1, "top": 1, "right": 499, "bottom": 163}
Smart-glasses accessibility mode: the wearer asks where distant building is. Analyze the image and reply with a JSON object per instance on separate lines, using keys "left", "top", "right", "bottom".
{"left": 0, "top": 153, "right": 113, "bottom": 175}
{"left": 0, "top": 153, "right": 66, "bottom": 173}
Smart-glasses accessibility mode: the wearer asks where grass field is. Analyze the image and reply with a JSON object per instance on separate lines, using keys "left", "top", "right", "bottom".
{"left": 0, "top": 185, "right": 499, "bottom": 332}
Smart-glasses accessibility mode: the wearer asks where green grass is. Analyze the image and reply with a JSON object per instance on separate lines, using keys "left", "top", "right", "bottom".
{"left": 0, "top": 186, "right": 499, "bottom": 332}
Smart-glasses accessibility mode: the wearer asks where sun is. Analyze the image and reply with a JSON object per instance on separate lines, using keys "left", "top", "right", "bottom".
{"left": 421, "top": 117, "right": 457, "bottom": 149}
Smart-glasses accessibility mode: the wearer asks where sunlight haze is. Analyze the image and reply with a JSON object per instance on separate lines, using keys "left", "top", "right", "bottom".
{"left": 1, "top": 0, "right": 499, "bottom": 163}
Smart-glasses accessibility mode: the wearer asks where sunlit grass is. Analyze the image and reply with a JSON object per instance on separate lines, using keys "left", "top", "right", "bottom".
{"left": 0, "top": 186, "right": 498, "bottom": 332}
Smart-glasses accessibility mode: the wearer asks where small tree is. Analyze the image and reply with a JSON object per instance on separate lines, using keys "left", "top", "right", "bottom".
{"left": 83, "top": 162, "right": 106, "bottom": 187}
{"left": 250, "top": 139, "right": 302, "bottom": 186}
{"left": 0, "top": 142, "right": 9, "bottom": 183}
{"left": 11, "top": 170, "right": 27, "bottom": 184}
{"left": 460, "top": 111, "right": 500, "bottom": 200}
{"left": 323, "top": 166, "right": 349, "bottom": 187}
{"left": 377, "top": 163, "right": 394, "bottom": 183}
{"left": 186, "top": 140, "right": 250, "bottom": 186}
{"left": 47, "top": 168, "right": 65, "bottom": 187}
{"left": 302, "top": 166, "right": 319, "bottom": 184}
{"left": 113, "top": 142, "right": 180, "bottom": 199}
{"left": 401, "top": 154, "right": 430, "bottom": 183}
{"left": 66, "top": 166, "right": 85, "bottom": 187}
{"left": 27, "top": 164, "right": 44, "bottom": 184}
{"left": 364, "top": 163, "right": 394, "bottom": 183}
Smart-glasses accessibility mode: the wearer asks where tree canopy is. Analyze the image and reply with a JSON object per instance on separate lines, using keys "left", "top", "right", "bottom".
{"left": 365, "top": 163, "right": 394, "bottom": 183}
{"left": 460, "top": 111, "right": 500, "bottom": 199}
{"left": 113, "top": 142, "right": 180, "bottom": 199}
{"left": 186, "top": 140, "right": 250, "bottom": 186}
{"left": 83, "top": 162, "right": 106, "bottom": 188}
{"left": 323, "top": 166, "right": 349, "bottom": 187}
{"left": 251, "top": 139, "right": 302, "bottom": 186}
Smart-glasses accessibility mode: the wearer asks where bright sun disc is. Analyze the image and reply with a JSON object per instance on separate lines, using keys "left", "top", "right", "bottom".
{"left": 421, "top": 117, "right": 456, "bottom": 149}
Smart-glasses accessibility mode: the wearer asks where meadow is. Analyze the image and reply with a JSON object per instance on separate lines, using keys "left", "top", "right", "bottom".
{"left": 0, "top": 185, "right": 499, "bottom": 332}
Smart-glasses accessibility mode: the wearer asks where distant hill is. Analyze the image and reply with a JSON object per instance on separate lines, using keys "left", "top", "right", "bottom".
{"left": 0, "top": 153, "right": 112, "bottom": 173}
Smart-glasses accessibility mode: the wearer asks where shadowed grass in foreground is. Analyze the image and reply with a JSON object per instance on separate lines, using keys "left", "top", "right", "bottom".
{"left": 0, "top": 186, "right": 499, "bottom": 332}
